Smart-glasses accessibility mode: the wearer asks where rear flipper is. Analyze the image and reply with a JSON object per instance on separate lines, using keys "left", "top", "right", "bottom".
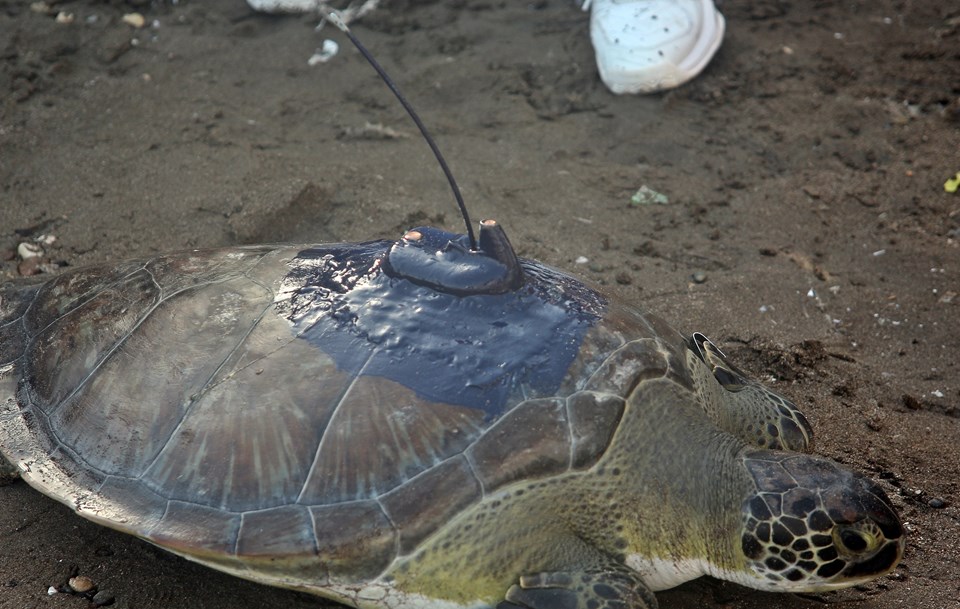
{"left": 498, "top": 568, "right": 658, "bottom": 609}
{"left": 688, "top": 333, "right": 814, "bottom": 452}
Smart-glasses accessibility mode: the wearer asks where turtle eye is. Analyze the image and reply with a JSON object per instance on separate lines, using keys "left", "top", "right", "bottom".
{"left": 712, "top": 365, "right": 747, "bottom": 391}
{"left": 834, "top": 526, "right": 877, "bottom": 555}
{"left": 689, "top": 334, "right": 751, "bottom": 391}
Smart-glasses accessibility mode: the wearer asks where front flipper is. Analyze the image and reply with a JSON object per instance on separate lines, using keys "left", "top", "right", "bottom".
{"left": 498, "top": 568, "right": 658, "bottom": 609}
{"left": 688, "top": 333, "right": 813, "bottom": 452}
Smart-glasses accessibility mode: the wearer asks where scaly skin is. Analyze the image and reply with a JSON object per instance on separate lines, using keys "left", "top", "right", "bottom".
{"left": 389, "top": 377, "right": 750, "bottom": 605}
{"left": 386, "top": 365, "right": 904, "bottom": 607}
{"left": 687, "top": 334, "right": 814, "bottom": 453}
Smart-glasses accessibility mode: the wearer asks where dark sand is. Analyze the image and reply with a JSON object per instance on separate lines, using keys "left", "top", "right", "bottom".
{"left": 1, "top": 1, "right": 958, "bottom": 608}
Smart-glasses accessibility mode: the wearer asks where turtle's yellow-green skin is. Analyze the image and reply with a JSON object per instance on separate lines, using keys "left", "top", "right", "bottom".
{"left": 391, "top": 378, "right": 738, "bottom": 605}
{"left": 0, "top": 239, "right": 903, "bottom": 609}
{"left": 379, "top": 338, "right": 902, "bottom": 609}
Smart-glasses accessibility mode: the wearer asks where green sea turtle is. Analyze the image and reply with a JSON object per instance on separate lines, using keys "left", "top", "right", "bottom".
{"left": 0, "top": 12, "right": 903, "bottom": 607}
{"left": 0, "top": 219, "right": 904, "bottom": 609}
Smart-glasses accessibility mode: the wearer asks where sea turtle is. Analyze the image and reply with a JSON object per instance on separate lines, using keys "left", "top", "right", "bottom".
{"left": 0, "top": 219, "right": 904, "bottom": 609}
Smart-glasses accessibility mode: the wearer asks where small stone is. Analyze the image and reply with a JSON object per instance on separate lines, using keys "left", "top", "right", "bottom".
{"left": 122, "top": 12, "right": 146, "bottom": 28}
{"left": 17, "top": 257, "right": 43, "bottom": 276}
{"left": 629, "top": 185, "right": 669, "bottom": 206}
{"left": 92, "top": 590, "right": 115, "bottom": 606}
{"left": 615, "top": 272, "right": 632, "bottom": 285}
{"left": 17, "top": 242, "right": 43, "bottom": 259}
{"left": 68, "top": 575, "right": 96, "bottom": 593}
{"left": 307, "top": 39, "right": 340, "bottom": 66}
{"left": 55, "top": 11, "right": 74, "bottom": 24}
{"left": 691, "top": 270, "right": 707, "bottom": 284}
{"left": 47, "top": 586, "right": 58, "bottom": 596}
{"left": 927, "top": 497, "right": 946, "bottom": 509}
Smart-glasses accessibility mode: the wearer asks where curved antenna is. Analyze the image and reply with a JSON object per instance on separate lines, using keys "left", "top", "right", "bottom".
{"left": 326, "top": 11, "right": 477, "bottom": 251}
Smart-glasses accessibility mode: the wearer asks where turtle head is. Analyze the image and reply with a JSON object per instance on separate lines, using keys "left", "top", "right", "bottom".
{"left": 731, "top": 450, "right": 904, "bottom": 592}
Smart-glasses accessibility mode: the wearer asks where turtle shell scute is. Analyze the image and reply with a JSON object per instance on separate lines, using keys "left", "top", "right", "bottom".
{"left": 380, "top": 455, "right": 482, "bottom": 555}
{"left": 465, "top": 397, "right": 570, "bottom": 492}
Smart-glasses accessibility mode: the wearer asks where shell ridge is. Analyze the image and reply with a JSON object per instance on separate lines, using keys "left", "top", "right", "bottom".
{"left": 0, "top": 279, "right": 44, "bottom": 335}
{"left": 18, "top": 266, "right": 161, "bottom": 425}
{"left": 134, "top": 298, "right": 276, "bottom": 483}
{"left": 462, "top": 450, "right": 487, "bottom": 497}
{"left": 235, "top": 510, "right": 246, "bottom": 556}
{"left": 43, "top": 271, "right": 185, "bottom": 425}
{"left": 143, "top": 264, "right": 162, "bottom": 299}
{"left": 305, "top": 499, "right": 399, "bottom": 585}
{"left": 236, "top": 250, "right": 286, "bottom": 308}
{"left": 182, "top": 300, "right": 277, "bottom": 399}
{"left": 21, "top": 263, "right": 149, "bottom": 336}
{"left": 563, "top": 395, "right": 577, "bottom": 473}
{"left": 377, "top": 453, "right": 483, "bottom": 558}
{"left": 463, "top": 397, "right": 570, "bottom": 493}
{"left": 295, "top": 348, "right": 377, "bottom": 505}
{"left": 27, "top": 404, "right": 112, "bottom": 482}
{"left": 582, "top": 338, "right": 670, "bottom": 398}
{"left": 0, "top": 312, "right": 24, "bottom": 331}
{"left": 372, "top": 497, "right": 403, "bottom": 574}
{"left": 373, "top": 452, "right": 481, "bottom": 503}
{"left": 302, "top": 504, "right": 324, "bottom": 560}
{"left": 147, "top": 497, "right": 173, "bottom": 537}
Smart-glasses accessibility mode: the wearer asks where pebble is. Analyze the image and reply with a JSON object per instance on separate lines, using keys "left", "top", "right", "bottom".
{"left": 68, "top": 575, "right": 96, "bottom": 593}
{"left": 17, "top": 257, "right": 42, "bottom": 277}
{"left": 629, "top": 185, "right": 669, "bottom": 206}
{"left": 92, "top": 589, "right": 116, "bottom": 606}
{"left": 122, "top": 12, "right": 146, "bottom": 28}
{"left": 307, "top": 39, "right": 340, "bottom": 66}
{"left": 691, "top": 270, "right": 707, "bottom": 284}
{"left": 17, "top": 242, "right": 43, "bottom": 259}
{"left": 615, "top": 272, "right": 632, "bottom": 285}
{"left": 927, "top": 497, "right": 947, "bottom": 509}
